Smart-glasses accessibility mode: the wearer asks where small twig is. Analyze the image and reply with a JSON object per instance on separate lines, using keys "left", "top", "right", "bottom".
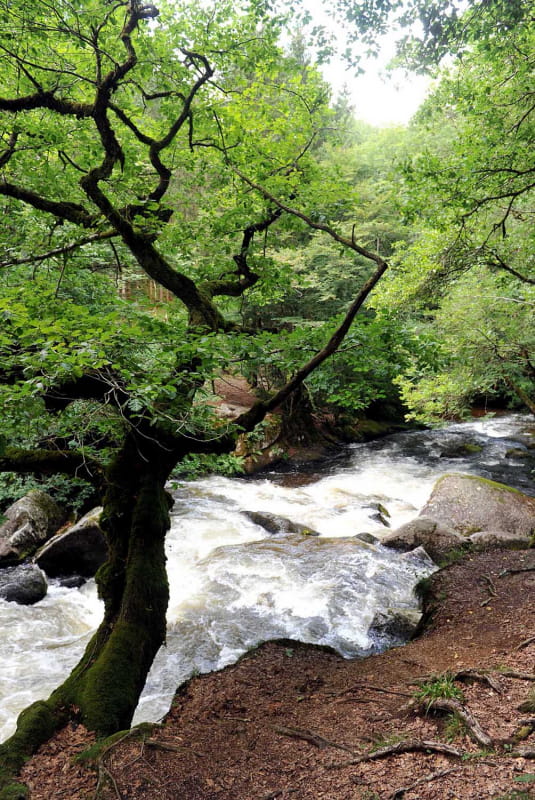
{"left": 499, "top": 566, "right": 535, "bottom": 577}
{"left": 273, "top": 725, "right": 356, "bottom": 753}
{"left": 390, "top": 766, "right": 465, "bottom": 799}
{"left": 340, "top": 683, "right": 413, "bottom": 699}
{"left": 332, "top": 696, "right": 376, "bottom": 705}
{"left": 328, "top": 739, "right": 462, "bottom": 768}
{"left": 481, "top": 573, "right": 497, "bottom": 596}
{"left": 516, "top": 636, "right": 535, "bottom": 651}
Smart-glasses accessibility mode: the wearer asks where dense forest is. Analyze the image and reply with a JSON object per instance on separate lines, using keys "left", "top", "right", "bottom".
{"left": 0, "top": 0, "right": 533, "bottom": 795}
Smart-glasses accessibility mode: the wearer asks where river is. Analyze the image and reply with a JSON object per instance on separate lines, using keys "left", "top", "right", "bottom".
{"left": 0, "top": 414, "right": 533, "bottom": 740}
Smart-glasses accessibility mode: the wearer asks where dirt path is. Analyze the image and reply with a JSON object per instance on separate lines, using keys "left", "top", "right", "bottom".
{"left": 19, "top": 548, "right": 535, "bottom": 799}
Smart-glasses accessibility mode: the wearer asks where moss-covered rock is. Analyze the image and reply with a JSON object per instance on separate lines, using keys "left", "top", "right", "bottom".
{"left": 420, "top": 473, "right": 535, "bottom": 536}
{"left": 0, "top": 491, "right": 65, "bottom": 565}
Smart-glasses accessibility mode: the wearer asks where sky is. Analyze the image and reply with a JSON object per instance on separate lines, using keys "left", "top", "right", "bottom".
{"left": 302, "top": 0, "right": 432, "bottom": 127}
{"left": 324, "top": 59, "right": 431, "bottom": 127}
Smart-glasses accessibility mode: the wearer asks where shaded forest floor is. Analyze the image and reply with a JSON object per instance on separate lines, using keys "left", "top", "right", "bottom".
{"left": 20, "top": 548, "right": 535, "bottom": 799}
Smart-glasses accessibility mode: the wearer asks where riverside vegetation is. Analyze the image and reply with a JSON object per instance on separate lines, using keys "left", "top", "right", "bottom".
{"left": 0, "top": 0, "right": 534, "bottom": 796}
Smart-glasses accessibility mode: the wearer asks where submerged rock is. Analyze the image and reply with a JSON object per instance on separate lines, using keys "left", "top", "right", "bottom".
{"left": 36, "top": 507, "right": 107, "bottom": 578}
{"left": 369, "top": 607, "right": 423, "bottom": 649}
{"left": 0, "top": 490, "right": 65, "bottom": 564}
{"left": 242, "top": 511, "right": 320, "bottom": 537}
{"left": 354, "top": 532, "right": 380, "bottom": 545}
{"left": 0, "top": 563, "right": 47, "bottom": 605}
{"left": 420, "top": 473, "right": 535, "bottom": 536}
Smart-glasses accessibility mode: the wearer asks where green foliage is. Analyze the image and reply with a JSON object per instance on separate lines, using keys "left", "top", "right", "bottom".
{"left": 443, "top": 712, "right": 466, "bottom": 742}
{"left": 514, "top": 775, "right": 535, "bottom": 785}
{"left": 414, "top": 673, "right": 464, "bottom": 711}
{"left": 171, "top": 453, "right": 245, "bottom": 481}
{"left": 0, "top": 472, "right": 95, "bottom": 516}
{"left": 371, "top": 7, "right": 535, "bottom": 423}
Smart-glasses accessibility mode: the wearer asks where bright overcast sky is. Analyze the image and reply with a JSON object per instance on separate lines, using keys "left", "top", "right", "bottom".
{"left": 324, "top": 57, "right": 431, "bottom": 126}
{"left": 302, "top": 0, "right": 432, "bottom": 126}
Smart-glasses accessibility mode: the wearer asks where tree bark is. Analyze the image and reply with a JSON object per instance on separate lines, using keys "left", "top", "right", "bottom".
{"left": 0, "top": 434, "right": 174, "bottom": 795}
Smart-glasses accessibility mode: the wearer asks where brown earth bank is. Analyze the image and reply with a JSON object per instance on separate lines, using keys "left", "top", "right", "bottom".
{"left": 19, "top": 548, "right": 535, "bottom": 800}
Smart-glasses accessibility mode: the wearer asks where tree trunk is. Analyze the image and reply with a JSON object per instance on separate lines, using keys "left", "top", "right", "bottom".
{"left": 504, "top": 376, "right": 535, "bottom": 417}
{"left": 0, "top": 435, "right": 173, "bottom": 794}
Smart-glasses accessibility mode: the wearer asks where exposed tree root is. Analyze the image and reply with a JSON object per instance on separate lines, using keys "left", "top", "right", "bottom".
{"left": 481, "top": 573, "right": 497, "bottom": 597}
{"left": 273, "top": 726, "right": 356, "bottom": 753}
{"left": 145, "top": 739, "right": 205, "bottom": 758}
{"left": 389, "top": 766, "right": 465, "bottom": 799}
{"left": 327, "top": 739, "right": 462, "bottom": 768}
{"left": 452, "top": 669, "right": 503, "bottom": 694}
{"left": 402, "top": 697, "right": 493, "bottom": 748}
{"left": 496, "top": 670, "right": 535, "bottom": 681}
{"left": 96, "top": 763, "right": 122, "bottom": 800}
{"left": 509, "top": 718, "right": 535, "bottom": 743}
{"left": 510, "top": 747, "right": 535, "bottom": 759}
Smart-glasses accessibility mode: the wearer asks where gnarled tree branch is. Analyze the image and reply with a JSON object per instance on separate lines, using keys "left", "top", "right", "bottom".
{"left": 0, "top": 446, "right": 103, "bottom": 485}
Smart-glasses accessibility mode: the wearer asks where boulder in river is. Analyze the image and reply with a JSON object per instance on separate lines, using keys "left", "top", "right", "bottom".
{"left": 0, "top": 563, "right": 47, "bottom": 605}
{"left": 242, "top": 511, "right": 320, "bottom": 537}
{"left": 0, "top": 490, "right": 65, "bottom": 565}
{"left": 36, "top": 507, "right": 107, "bottom": 578}
{"left": 369, "top": 607, "right": 423, "bottom": 649}
{"left": 420, "top": 473, "right": 535, "bottom": 536}
{"left": 381, "top": 516, "right": 467, "bottom": 563}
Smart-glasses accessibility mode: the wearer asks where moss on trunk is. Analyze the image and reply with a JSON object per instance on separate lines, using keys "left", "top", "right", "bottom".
{"left": 0, "top": 437, "right": 173, "bottom": 793}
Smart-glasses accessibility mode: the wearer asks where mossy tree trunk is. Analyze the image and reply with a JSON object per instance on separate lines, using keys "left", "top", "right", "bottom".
{"left": 63, "top": 436, "right": 173, "bottom": 735}
{"left": 0, "top": 433, "right": 176, "bottom": 795}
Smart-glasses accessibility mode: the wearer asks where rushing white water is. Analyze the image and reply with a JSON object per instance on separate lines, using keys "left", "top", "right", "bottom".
{"left": 0, "top": 414, "right": 533, "bottom": 740}
{"left": 0, "top": 581, "right": 101, "bottom": 740}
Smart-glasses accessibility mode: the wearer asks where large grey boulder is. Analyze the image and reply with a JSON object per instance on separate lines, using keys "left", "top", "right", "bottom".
{"left": 36, "top": 507, "right": 107, "bottom": 578}
{"left": 0, "top": 563, "right": 47, "bottom": 605}
{"left": 0, "top": 490, "right": 65, "bottom": 564}
{"left": 381, "top": 516, "right": 467, "bottom": 563}
{"left": 420, "top": 473, "right": 535, "bottom": 536}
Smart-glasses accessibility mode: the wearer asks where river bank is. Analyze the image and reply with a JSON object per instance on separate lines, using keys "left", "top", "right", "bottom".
{"left": 19, "top": 547, "right": 535, "bottom": 800}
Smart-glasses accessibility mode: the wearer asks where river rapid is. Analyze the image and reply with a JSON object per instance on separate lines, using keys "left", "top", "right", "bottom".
{"left": 0, "top": 414, "right": 533, "bottom": 740}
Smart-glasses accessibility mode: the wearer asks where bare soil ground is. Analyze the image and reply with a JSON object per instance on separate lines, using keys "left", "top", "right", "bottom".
{"left": 20, "top": 548, "right": 535, "bottom": 800}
